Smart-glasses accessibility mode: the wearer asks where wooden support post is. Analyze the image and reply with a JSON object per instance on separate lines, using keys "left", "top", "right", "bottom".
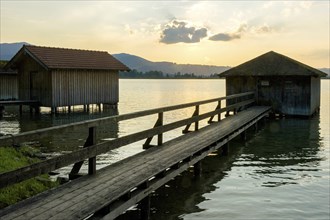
{"left": 254, "top": 122, "right": 258, "bottom": 132}
{"left": 0, "top": 106, "right": 4, "bottom": 119}
{"left": 83, "top": 105, "right": 87, "bottom": 112}
{"left": 208, "top": 101, "right": 221, "bottom": 124}
{"left": 68, "top": 106, "right": 71, "bottom": 113}
{"left": 88, "top": 127, "right": 97, "bottom": 175}
{"left": 87, "top": 105, "right": 90, "bottom": 112}
{"left": 222, "top": 143, "right": 229, "bottom": 156}
{"left": 241, "top": 130, "right": 246, "bottom": 141}
{"left": 143, "top": 112, "right": 163, "bottom": 149}
{"left": 140, "top": 195, "right": 150, "bottom": 220}
{"left": 19, "top": 105, "right": 23, "bottom": 115}
{"left": 157, "top": 112, "right": 163, "bottom": 146}
{"left": 195, "top": 105, "right": 199, "bottom": 131}
{"left": 218, "top": 101, "right": 221, "bottom": 121}
{"left": 70, "top": 126, "right": 97, "bottom": 178}
{"left": 35, "top": 106, "right": 40, "bottom": 114}
{"left": 183, "top": 105, "right": 199, "bottom": 133}
{"left": 194, "top": 161, "right": 202, "bottom": 177}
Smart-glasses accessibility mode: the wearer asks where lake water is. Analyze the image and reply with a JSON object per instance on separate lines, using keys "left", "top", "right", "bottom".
{"left": 0, "top": 79, "right": 329, "bottom": 220}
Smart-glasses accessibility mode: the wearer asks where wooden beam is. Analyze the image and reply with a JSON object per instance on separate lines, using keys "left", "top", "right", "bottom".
{"left": 0, "top": 92, "right": 255, "bottom": 145}
{"left": 0, "top": 99, "right": 260, "bottom": 188}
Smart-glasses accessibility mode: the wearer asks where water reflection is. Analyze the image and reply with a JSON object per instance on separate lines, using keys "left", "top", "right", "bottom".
{"left": 236, "top": 116, "right": 322, "bottom": 188}
{"left": 0, "top": 107, "right": 119, "bottom": 153}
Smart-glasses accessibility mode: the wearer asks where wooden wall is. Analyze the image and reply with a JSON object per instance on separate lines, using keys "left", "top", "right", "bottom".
{"left": 280, "top": 76, "right": 310, "bottom": 116}
{"left": 310, "top": 77, "right": 321, "bottom": 114}
{"left": 0, "top": 74, "right": 18, "bottom": 100}
{"left": 51, "top": 69, "right": 118, "bottom": 107}
{"left": 226, "top": 76, "right": 317, "bottom": 116}
{"left": 17, "top": 55, "right": 119, "bottom": 108}
{"left": 17, "top": 56, "right": 52, "bottom": 106}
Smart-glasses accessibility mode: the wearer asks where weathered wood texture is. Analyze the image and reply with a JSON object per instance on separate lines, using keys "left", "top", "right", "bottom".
{"left": 0, "top": 98, "right": 254, "bottom": 188}
{"left": 0, "top": 73, "right": 18, "bottom": 100}
{"left": 0, "top": 92, "right": 254, "bottom": 146}
{"left": 0, "top": 106, "right": 270, "bottom": 220}
{"left": 51, "top": 70, "right": 118, "bottom": 107}
{"left": 226, "top": 76, "right": 320, "bottom": 116}
{"left": 0, "top": 92, "right": 254, "bottom": 190}
{"left": 16, "top": 56, "right": 119, "bottom": 108}
{"left": 18, "top": 56, "right": 51, "bottom": 105}
{"left": 0, "top": 100, "right": 40, "bottom": 106}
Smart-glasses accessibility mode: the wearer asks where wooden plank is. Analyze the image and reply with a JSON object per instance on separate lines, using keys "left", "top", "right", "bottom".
{"left": 0, "top": 99, "right": 255, "bottom": 188}
{"left": 0, "top": 92, "right": 254, "bottom": 145}
{"left": 0, "top": 106, "right": 270, "bottom": 220}
{"left": 0, "top": 100, "right": 40, "bottom": 106}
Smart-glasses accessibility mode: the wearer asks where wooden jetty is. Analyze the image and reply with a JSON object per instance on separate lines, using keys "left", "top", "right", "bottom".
{"left": 0, "top": 100, "right": 41, "bottom": 115}
{"left": 0, "top": 92, "right": 271, "bottom": 220}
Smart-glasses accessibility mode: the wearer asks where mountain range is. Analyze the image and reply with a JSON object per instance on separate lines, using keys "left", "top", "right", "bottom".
{"left": 0, "top": 42, "right": 328, "bottom": 76}
{"left": 113, "top": 53, "right": 230, "bottom": 76}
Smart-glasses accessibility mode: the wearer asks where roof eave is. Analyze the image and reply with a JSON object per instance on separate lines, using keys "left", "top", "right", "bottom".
{"left": 4, "top": 46, "right": 49, "bottom": 71}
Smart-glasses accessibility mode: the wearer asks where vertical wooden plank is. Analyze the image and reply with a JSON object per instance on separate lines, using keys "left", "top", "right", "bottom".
{"left": 140, "top": 195, "right": 151, "bottom": 220}
{"left": 195, "top": 105, "right": 199, "bottom": 131}
{"left": 157, "top": 112, "right": 163, "bottom": 146}
{"left": 240, "top": 130, "right": 246, "bottom": 141}
{"left": 70, "top": 126, "right": 97, "bottom": 177}
{"left": 88, "top": 127, "right": 97, "bottom": 175}
{"left": 218, "top": 101, "right": 221, "bottom": 121}
{"left": 221, "top": 142, "right": 229, "bottom": 156}
{"left": 194, "top": 161, "right": 202, "bottom": 177}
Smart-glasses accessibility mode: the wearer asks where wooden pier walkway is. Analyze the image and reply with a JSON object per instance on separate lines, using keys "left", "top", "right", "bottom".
{"left": 0, "top": 100, "right": 40, "bottom": 115}
{"left": 0, "top": 92, "right": 271, "bottom": 220}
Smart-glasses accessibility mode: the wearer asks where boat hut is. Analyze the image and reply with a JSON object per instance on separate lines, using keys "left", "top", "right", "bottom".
{"left": 0, "top": 68, "right": 18, "bottom": 101}
{"left": 5, "top": 45, "right": 129, "bottom": 111}
{"left": 219, "top": 51, "right": 326, "bottom": 116}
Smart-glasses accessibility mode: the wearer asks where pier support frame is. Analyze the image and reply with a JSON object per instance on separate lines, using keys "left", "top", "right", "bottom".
{"left": 140, "top": 195, "right": 151, "bottom": 220}
{"left": 194, "top": 161, "right": 202, "bottom": 177}
{"left": 221, "top": 143, "right": 229, "bottom": 156}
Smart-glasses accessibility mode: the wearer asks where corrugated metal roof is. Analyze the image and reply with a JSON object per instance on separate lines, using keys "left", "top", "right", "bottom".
{"left": 219, "top": 51, "right": 326, "bottom": 77}
{"left": 9, "top": 45, "right": 130, "bottom": 71}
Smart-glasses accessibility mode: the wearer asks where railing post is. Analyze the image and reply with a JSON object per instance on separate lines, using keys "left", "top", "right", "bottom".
{"left": 218, "top": 101, "right": 221, "bottom": 121}
{"left": 195, "top": 105, "right": 199, "bottom": 131}
{"left": 143, "top": 112, "right": 163, "bottom": 149}
{"left": 157, "top": 112, "right": 163, "bottom": 146}
{"left": 88, "top": 127, "right": 97, "bottom": 175}
{"left": 70, "top": 126, "right": 97, "bottom": 179}
{"left": 183, "top": 104, "right": 200, "bottom": 133}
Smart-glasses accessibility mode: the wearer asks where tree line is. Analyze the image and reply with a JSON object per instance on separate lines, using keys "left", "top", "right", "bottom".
{"left": 119, "top": 69, "right": 219, "bottom": 79}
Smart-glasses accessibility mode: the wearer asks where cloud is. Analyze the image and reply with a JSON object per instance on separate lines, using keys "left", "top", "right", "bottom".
{"left": 253, "top": 24, "right": 273, "bottom": 34}
{"left": 209, "top": 33, "right": 241, "bottom": 41}
{"left": 160, "top": 20, "right": 208, "bottom": 44}
{"left": 209, "top": 24, "right": 247, "bottom": 42}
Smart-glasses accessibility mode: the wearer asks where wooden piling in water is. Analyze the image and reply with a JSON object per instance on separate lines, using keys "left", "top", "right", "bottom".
{"left": 222, "top": 143, "right": 229, "bottom": 156}
{"left": 140, "top": 195, "right": 151, "bottom": 220}
{"left": 194, "top": 161, "right": 202, "bottom": 177}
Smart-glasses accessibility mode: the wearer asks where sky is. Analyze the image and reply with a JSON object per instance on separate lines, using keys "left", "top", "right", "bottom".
{"left": 0, "top": 1, "right": 329, "bottom": 68}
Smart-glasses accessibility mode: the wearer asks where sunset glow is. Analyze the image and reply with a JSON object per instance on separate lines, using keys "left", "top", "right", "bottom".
{"left": 0, "top": 1, "right": 329, "bottom": 67}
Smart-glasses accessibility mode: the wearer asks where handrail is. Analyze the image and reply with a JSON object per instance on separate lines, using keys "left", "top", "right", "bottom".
{"left": 0, "top": 92, "right": 255, "bottom": 188}
{"left": 0, "top": 91, "right": 254, "bottom": 145}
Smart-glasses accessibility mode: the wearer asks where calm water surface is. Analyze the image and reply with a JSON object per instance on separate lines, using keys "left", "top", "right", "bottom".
{"left": 0, "top": 79, "right": 329, "bottom": 219}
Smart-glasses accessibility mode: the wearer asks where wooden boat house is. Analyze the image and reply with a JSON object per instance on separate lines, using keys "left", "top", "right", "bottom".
{"left": 5, "top": 45, "right": 129, "bottom": 111}
{"left": 219, "top": 51, "right": 326, "bottom": 116}
{"left": 0, "top": 69, "right": 18, "bottom": 101}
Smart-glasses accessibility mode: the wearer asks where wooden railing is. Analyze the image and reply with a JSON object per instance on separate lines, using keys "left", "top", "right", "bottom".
{"left": 0, "top": 92, "right": 255, "bottom": 188}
